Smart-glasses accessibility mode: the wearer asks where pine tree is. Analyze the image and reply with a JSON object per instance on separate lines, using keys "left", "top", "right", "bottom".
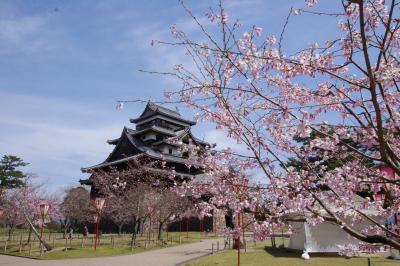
{"left": 0, "top": 155, "right": 28, "bottom": 189}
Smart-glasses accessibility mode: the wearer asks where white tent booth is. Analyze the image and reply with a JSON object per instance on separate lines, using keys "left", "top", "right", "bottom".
{"left": 288, "top": 220, "right": 365, "bottom": 253}
{"left": 286, "top": 195, "right": 384, "bottom": 258}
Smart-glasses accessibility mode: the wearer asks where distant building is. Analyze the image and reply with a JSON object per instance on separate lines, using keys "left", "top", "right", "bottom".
{"left": 80, "top": 102, "right": 215, "bottom": 231}
{"left": 81, "top": 102, "right": 209, "bottom": 181}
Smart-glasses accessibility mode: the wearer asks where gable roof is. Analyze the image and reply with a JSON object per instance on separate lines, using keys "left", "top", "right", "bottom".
{"left": 131, "top": 125, "right": 176, "bottom": 137}
{"left": 130, "top": 102, "right": 196, "bottom": 125}
{"left": 176, "top": 128, "right": 210, "bottom": 146}
{"left": 81, "top": 126, "right": 204, "bottom": 172}
{"left": 151, "top": 127, "right": 210, "bottom": 147}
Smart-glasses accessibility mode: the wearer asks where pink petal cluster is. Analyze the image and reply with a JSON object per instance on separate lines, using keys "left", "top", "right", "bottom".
{"left": 160, "top": 0, "right": 400, "bottom": 251}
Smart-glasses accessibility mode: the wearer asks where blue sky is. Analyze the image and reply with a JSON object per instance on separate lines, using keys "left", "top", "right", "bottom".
{"left": 0, "top": 0, "right": 340, "bottom": 192}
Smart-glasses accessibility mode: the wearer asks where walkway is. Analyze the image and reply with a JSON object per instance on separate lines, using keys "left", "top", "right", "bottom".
{"left": 0, "top": 238, "right": 224, "bottom": 266}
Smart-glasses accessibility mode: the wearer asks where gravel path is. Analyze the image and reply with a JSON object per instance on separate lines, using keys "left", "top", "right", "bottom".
{"left": 0, "top": 238, "right": 224, "bottom": 266}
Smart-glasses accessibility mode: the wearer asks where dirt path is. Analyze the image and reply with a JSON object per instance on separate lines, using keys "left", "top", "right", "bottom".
{"left": 0, "top": 238, "right": 224, "bottom": 266}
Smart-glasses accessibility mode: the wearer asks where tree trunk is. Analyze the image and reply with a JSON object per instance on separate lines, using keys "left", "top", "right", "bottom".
{"left": 60, "top": 219, "right": 69, "bottom": 239}
{"left": 7, "top": 225, "right": 14, "bottom": 241}
{"left": 118, "top": 224, "right": 123, "bottom": 236}
{"left": 131, "top": 230, "right": 136, "bottom": 246}
{"left": 158, "top": 221, "right": 164, "bottom": 240}
{"left": 232, "top": 238, "right": 244, "bottom": 249}
{"left": 63, "top": 225, "right": 69, "bottom": 239}
{"left": 140, "top": 218, "right": 145, "bottom": 237}
{"left": 27, "top": 226, "right": 33, "bottom": 243}
{"left": 131, "top": 227, "right": 137, "bottom": 245}
{"left": 136, "top": 219, "right": 142, "bottom": 235}
{"left": 225, "top": 210, "right": 235, "bottom": 229}
{"left": 131, "top": 217, "right": 138, "bottom": 245}
{"left": 23, "top": 209, "right": 53, "bottom": 251}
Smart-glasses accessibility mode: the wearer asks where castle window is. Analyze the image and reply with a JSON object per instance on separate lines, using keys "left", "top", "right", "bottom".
{"left": 169, "top": 149, "right": 173, "bottom": 155}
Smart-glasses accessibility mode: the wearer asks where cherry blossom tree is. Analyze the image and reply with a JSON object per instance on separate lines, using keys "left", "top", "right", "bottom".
{"left": 102, "top": 182, "right": 155, "bottom": 237}
{"left": 103, "top": 195, "right": 131, "bottom": 235}
{"left": 151, "top": 187, "right": 193, "bottom": 240}
{"left": 150, "top": 0, "right": 400, "bottom": 250}
{"left": 1, "top": 188, "right": 27, "bottom": 240}
{"left": 59, "top": 186, "right": 92, "bottom": 238}
{"left": 0, "top": 176, "right": 59, "bottom": 249}
{"left": 91, "top": 160, "right": 181, "bottom": 240}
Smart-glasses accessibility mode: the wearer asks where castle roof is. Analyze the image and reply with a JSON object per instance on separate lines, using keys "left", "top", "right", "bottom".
{"left": 129, "top": 102, "right": 196, "bottom": 125}
{"left": 81, "top": 103, "right": 209, "bottom": 173}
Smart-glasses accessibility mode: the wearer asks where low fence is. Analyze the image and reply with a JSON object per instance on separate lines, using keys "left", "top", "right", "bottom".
{"left": 0, "top": 230, "right": 216, "bottom": 256}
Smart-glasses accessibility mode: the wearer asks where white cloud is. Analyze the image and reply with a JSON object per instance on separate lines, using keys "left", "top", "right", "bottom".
{"left": 0, "top": 92, "right": 125, "bottom": 191}
{"left": 0, "top": 16, "right": 47, "bottom": 43}
{"left": 0, "top": 14, "right": 52, "bottom": 54}
{"left": 0, "top": 119, "right": 119, "bottom": 163}
{"left": 113, "top": 11, "right": 213, "bottom": 88}
{"left": 0, "top": 12, "right": 75, "bottom": 56}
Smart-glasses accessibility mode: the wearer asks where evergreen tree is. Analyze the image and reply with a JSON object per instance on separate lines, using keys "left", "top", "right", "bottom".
{"left": 0, "top": 155, "right": 28, "bottom": 189}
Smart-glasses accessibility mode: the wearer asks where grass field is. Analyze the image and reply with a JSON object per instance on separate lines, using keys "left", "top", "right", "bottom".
{"left": 0, "top": 228, "right": 216, "bottom": 260}
{"left": 186, "top": 238, "right": 399, "bottom": 266}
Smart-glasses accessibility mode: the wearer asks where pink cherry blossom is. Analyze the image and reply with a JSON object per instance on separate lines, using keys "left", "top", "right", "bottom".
{"left": 152, "top": 0, "right": 400, "bottom": 251}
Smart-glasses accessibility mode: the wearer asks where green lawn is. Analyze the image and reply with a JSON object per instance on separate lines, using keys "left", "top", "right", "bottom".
{"left": 186, "top": 239, "right": 398, "bottom": 266}
{"left": 0, "top": 230, "right": 216, "bottom": 260}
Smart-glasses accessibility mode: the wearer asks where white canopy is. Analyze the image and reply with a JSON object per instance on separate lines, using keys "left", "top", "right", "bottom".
{"left": 288, "top": 221, "right": 365, "bottom": 253}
